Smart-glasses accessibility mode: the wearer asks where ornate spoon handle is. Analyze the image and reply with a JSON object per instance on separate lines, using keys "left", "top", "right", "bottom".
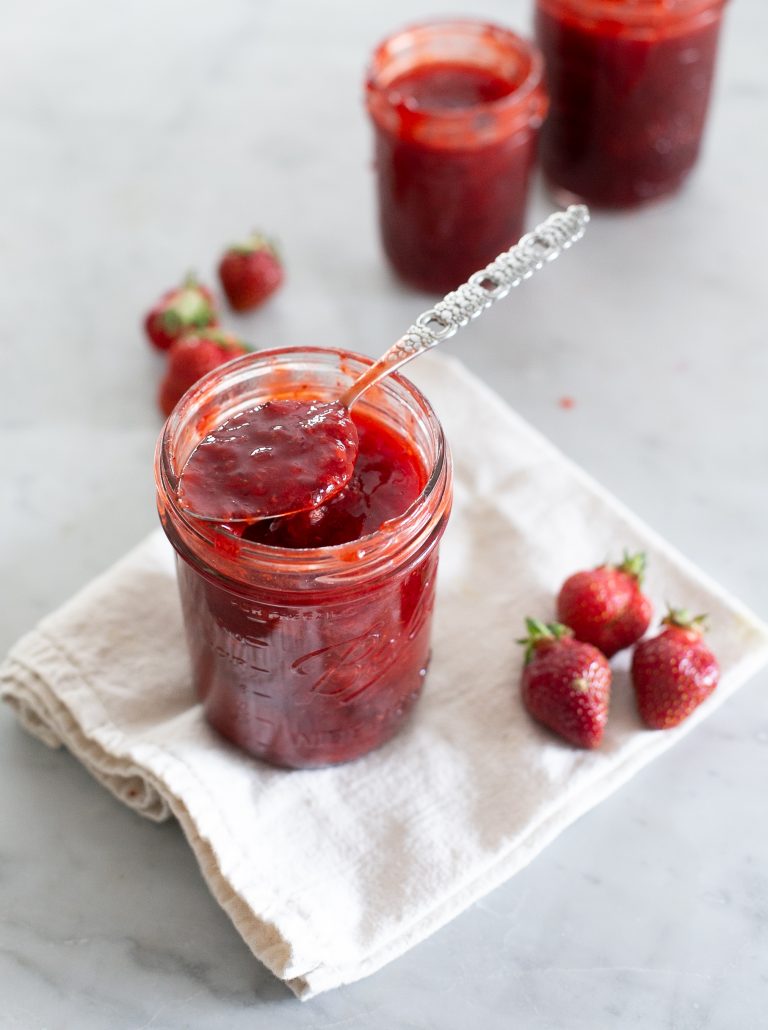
{"left": 341, "top": 204, "right": 590, "bottom": 408}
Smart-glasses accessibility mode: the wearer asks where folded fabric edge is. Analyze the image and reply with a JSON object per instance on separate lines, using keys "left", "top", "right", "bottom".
{"left": 427, "top": 356, "right": 768, "bottom": 639}
{"left": 290, "top": 640, "right": 768, "bottom": 998}
{"left": 0, "top": 639, "right": 331, "bottom": 996}
{"left": 1, "top": 654, "right": 172, "bottom": 823}
{"left": 3, "top": 624, "right": 767, "bottom": 1001}
{"left": 4, "top": 358, "right": 768, "bottom": 1000}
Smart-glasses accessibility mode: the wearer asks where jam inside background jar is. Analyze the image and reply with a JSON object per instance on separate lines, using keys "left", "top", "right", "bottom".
{"left": 535, "top": 0, "right": 727, "bottom": 208}
{"left": 366, "top": 20, "right": 548, "bottom": 294}
{"left": 155, "top": 347, "right": 453, "bottom": 769}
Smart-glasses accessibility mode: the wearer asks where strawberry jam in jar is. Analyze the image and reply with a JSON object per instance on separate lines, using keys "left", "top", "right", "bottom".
{"left": 366, "top": 20, "right": 547, "bottom": 293}
{"left": 535, "top": 0, "right": 727, "bottom": 207}
{"left": 155, "top": 347, "right": 452, "bottom": 769}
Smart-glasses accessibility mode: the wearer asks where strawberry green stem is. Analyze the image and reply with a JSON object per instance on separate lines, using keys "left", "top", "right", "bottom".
{"left": 617, "top": 550, "right": 646, "bottom": 583}
{"left": 200, "top": 327, "right": 253, "bottom": 352}
{"left": 517, "top": 618, "right": 573, "bottom": 664}
{"left": 662, "top": 606, "right": 709, "bottom": 633}
{"left": 228, "top": 231, "right": 277, "bottom": 257}
{"left": 162, "top": 282, "right": 214, "bottom": 334}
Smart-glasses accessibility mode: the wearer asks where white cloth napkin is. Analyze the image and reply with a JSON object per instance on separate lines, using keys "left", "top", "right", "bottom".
{"left": 3, "top": 354, "right": 767, "bottom": 1000}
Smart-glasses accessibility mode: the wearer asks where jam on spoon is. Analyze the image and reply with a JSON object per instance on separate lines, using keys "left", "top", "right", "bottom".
{"left": 176, "top": 206, "right": 590, "bottom": 526}
{"left": 177, "top": 398, "right": 357, "bottom": 524}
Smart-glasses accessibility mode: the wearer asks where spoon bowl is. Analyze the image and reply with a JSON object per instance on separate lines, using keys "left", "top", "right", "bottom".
{"left": 177, "top": 398, "right": 358, "bottom": 525}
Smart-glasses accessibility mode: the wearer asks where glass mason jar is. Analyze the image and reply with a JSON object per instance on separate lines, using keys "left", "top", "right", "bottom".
{"left": 155, "top": 347, "right": 453, "bottom": 769}
{"left": 535, "top": 0, "right": 727, "bottom": 208}
{"left": 366, "top": 20, "right": 548, "bottom": 294}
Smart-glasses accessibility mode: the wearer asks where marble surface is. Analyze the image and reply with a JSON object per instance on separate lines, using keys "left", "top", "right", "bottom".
{"left": 1, "top": 0, "right": 766, "bottom": 1026}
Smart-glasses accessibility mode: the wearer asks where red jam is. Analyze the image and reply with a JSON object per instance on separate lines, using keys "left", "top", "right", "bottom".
{"left": 178, "top": 399, "right": 358, "bottom": 522}
{"left": 155, "top": 348, "right": 452, "bottom": 770}
{"left": 366, "top": 22, "right": 547, "bottom": 294}
{"left": 176, "top": 545, "right": 440, "bottom": 770}
{"left": 535, "top": 0, "right": 726, "bottom": 208}
{"left": 388, "top": 64, "right": 517, "bottom": 110}
{"left": 176, "top": 410, "right": 435, "bottom": 768}
{"left": 241, "top": 408, "right": 424, "bottom": 548}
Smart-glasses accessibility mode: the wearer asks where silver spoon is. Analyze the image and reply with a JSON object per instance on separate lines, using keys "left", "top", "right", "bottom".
{"left": 178, "top": 205, "right": 590, "bottom": 524}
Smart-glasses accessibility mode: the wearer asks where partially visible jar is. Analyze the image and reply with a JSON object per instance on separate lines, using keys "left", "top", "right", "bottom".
{"left": 155, "top": 347, "right": 452, "bottom": 769}
{"left": 535, "top": 0, "right": 727, "bottom": 208}
{"left": 366, "top": 20, "right": 548, "bottom": 293}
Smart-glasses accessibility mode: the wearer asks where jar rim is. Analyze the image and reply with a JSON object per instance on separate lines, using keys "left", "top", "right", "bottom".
{"left": 535, "top": 0, "right": 725, "bottom": 29}
{"left": 366, "top": 18, "right": 546, "bottom": 125}
{"left": 155, "top": 346, "right": 452, "bottom": 588}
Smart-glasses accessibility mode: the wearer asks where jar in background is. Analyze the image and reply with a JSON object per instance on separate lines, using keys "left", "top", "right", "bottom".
{"left": 155, "top": 347, "right": 453, "bottom": 769}
{"left": 366, "top": 20, "right": 548, "bottom": 293}
{"left": 535, "top": 0, "right": 727, "bottom": 207}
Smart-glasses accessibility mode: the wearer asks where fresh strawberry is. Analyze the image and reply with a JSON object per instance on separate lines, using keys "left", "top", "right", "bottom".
{"left": 218, "top": 232, "right": 284, "bottom": 312}
{"left": 144, "top": 274, "right": 218, "bottom": 351}
{"left": 631, "top": 609, "right": 720, "bottom": 729}
{"left": 556, "top": 551, "right": 652, "bottom": 657}
{"left": 519, "top": 618, "right": 611, "bottom": 749}
{"left": 158, "top": 329, "right": 248, "bottom": 417}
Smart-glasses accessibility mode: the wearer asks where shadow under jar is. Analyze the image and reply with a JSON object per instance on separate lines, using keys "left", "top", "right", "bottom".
{"left": 155, "top": 347, "right": 453, "bottom": 769}
{"left": 366, "top": 20, "right": 548, "bottom": 294}
{"left": 535, "top": 0, "right": 727, "bottom": 208}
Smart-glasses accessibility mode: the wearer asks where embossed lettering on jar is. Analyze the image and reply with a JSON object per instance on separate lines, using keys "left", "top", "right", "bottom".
{"left": 155, "top": 347, "right": 452, "bottom": 769}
